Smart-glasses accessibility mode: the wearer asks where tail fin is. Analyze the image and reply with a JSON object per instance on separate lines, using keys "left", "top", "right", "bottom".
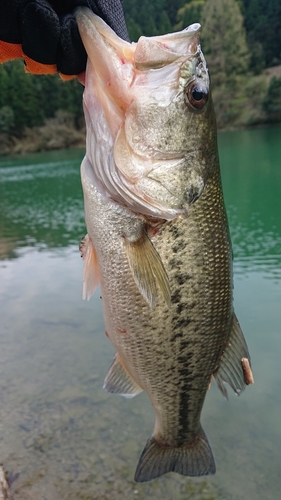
{"left": 134, "top": 426, "right": 215, "bottom": 482}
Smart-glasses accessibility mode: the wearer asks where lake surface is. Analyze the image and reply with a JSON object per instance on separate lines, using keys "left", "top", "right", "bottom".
{"left": 0, "top": 127, "right": 280, "bottom": 500}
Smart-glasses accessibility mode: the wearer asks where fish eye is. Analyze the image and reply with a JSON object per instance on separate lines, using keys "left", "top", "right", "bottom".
{"left": 184, "top": 81, "right": 209, "bottom": 110}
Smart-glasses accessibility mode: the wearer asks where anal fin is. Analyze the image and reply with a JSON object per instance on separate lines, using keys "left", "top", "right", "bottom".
{"left": 103, "top": 353, "right": 143, "bottom": 398}
{"left": 79, "top": 234, "right": 100, "bottom": 300}
{"left": 214, "top": 313, "right": 254, "bottom": 398}
{"left": 124, "top": 229, "right": 170, "bottom": 309}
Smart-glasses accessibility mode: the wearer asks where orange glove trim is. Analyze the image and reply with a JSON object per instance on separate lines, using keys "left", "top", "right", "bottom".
{"left": 59, "top": 73, "right": 78, "bottom": 81}
{"left": 0, "top": 42, "right": 79, "bottom": 80}
{"left": 0, "top": 41, "right": 22, "bottom": 63}
{"left": 23, "top": 53, "right": 57, "bottom": 75}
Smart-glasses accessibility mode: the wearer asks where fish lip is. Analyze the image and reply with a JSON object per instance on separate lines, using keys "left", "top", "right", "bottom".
{"left": 134, "top": 29, "right": 201, "bottom": 71}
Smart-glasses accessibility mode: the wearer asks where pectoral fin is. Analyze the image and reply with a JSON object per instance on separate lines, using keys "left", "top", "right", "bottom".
{"left": 214, "top": 314, "right": 254, "bottom": 398}
{"left": 124, "top": 230, "right": 171, "bottom": 309}
{"left": 103, "top": 353, "right": 143, "bottom": 398}
{"left": 79, "top": 234, "right": 100, "bottom": 300}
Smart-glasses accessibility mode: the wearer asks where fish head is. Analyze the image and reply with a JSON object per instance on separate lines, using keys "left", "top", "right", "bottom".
{"left": 76, "top": 8, "right": 217, "bottom": 220}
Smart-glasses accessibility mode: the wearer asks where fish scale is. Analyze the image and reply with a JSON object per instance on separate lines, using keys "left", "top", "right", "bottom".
{"left": 76, "top": 7, "right": 253, "bottom": 482}
{"left": 142, "top": 172, "right": 232, "bottom": 444}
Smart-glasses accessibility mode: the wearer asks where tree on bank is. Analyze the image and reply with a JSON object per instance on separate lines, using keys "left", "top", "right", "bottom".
{"left": 201, "top": 0, "right": 250, "bottom": 86}
{"left": 175, "top": 0, "right": 206, "bottom": 31}
{"left": 242, "top": 0, "right": 281, "bottom": 68}
{"left": 123, "top": 0, "right": 184, "bottom": 39}
{"left": 0, "top": 60, "right": 83, "bottom": 135}
{"left": 262, "top": 77, "right": 281, "bottom": 122}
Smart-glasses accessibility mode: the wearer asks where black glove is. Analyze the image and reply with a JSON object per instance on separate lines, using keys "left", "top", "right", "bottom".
{"left": 0, "top": 0, "right": 129, "bottom": 78}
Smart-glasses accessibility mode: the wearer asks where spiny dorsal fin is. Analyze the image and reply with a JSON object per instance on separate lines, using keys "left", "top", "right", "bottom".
{"left": 103, "top": 353, "right": 143, "bottom": 398}
{"left": 79, "top": 234, "right": 100, "bottom": 300}
{"left": 214, "top": 313, "right": 254, "bottom": 398}
{"left": 124, "top": 230, "right": 171, "bottom": 309}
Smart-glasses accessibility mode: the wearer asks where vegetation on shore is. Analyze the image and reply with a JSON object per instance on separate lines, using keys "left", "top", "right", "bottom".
{"left": 0, "top": 61, "right": 85, "bottom": 155}
{"left": 0, "top": 0, "right": 280, "bottom": 155}
{"left": 125, "top": 0, "right": 281, "bottom": 130}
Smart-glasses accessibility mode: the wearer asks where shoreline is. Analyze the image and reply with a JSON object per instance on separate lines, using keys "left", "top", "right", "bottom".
{"left": 1, "top": 63, "right": 281, "bottom": 157}
{"left": 0, "top": 110, "right": 86, "bottom": 156}
{"left": 1, "top": 120, "right": 280, "bottom": 158}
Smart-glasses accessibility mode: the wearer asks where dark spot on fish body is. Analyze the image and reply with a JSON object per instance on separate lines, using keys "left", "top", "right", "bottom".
{"left": 171, "top": 289, "right": 181, "bottom": 304}
{"left": 172, "top": 239, "right": 186, "bottom": 253}
{"left": 176, "top": 302, "right": 186, "bottom": 314}
{"left": 175, "top": 317, "right": 193, "bottom": 330}
{"left": 182, "top": 348, "right": 195, "bottom": 360}
{"left": 179, "top": 337, "right": 202, "bottom": 352}
{"left": 149, "top": 324, "right": 158, "bottom": 332}
{"left": 141, "top": 322, "right": 150, "bottom": 329}
{"left": 170, "top": 331, "right": 184, "bottom": 342}
{"left": 187, "top": 187, "right": 200, "bottom": 204}
{"left": 189, "top": 301, "right": 197, "bottom": 310}
{"left": 169, "top": 225, "right": 183, "bottom": 238}
{"left": 176, "top": 347, "right": 208, "bottom": 443}
{"left": 169, "top": 257, "right": 183, "bottom": 269}
{"left": 174, "top": 272, "right": 193, "bottom": 285}
{"left": 177, "top": 389, "right": 194, "bottom": 442}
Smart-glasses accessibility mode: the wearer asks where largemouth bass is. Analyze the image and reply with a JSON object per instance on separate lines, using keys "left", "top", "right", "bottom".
{"left": 75, "top": 8, "right": 254, "bottom": 482}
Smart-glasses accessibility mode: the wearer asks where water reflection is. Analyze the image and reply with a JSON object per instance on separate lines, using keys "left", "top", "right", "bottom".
{"left": 0, "top": 148, "right": 85, "bottom": 259}
{"left": 219, "top": 126, "right": 281, "bottom": 279}
{"left": 1, "top": 129, "right": 280, "bottom": 277}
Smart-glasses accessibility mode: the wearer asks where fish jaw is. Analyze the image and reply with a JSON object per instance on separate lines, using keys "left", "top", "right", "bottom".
{"left": 75, "top": 7, "right": 135, "bottom": 123}
{"left": 76, "top": 8, "right": 212, "bottom": 220}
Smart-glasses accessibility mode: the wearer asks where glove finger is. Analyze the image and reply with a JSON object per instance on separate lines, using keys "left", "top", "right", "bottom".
{"left": 67, "top": 0, "right": 130, "bottom": 41}
{"left": 0, "top": 0, "right": 21, "bottom": 43}
{"left": 21, "top": 0, "right": 60, "bottom": 65}
{"left": 0, "top": 0, "right": 130, "bottom": 75}
{"left": 57, "top": 13, "right": 87, "bottom": 75}
{"left": 89, "top": 0, "right": 130, "bottom": 41}
{"left": 0, "top": 0, "right": 22, "bottom": 63}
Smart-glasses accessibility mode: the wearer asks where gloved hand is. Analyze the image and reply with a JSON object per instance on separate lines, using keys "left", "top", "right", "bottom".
{"left": 0, "top": 0, "right": 129, "bottom": 78}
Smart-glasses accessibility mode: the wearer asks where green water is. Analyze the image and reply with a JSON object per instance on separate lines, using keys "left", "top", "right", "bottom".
{"left": 0, "top": 127, "right": 280, "bottom": 500}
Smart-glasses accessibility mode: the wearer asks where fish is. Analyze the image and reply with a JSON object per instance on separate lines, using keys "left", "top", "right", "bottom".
{"left": 75, "top": 8, "right": 254, "bottom": 482}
